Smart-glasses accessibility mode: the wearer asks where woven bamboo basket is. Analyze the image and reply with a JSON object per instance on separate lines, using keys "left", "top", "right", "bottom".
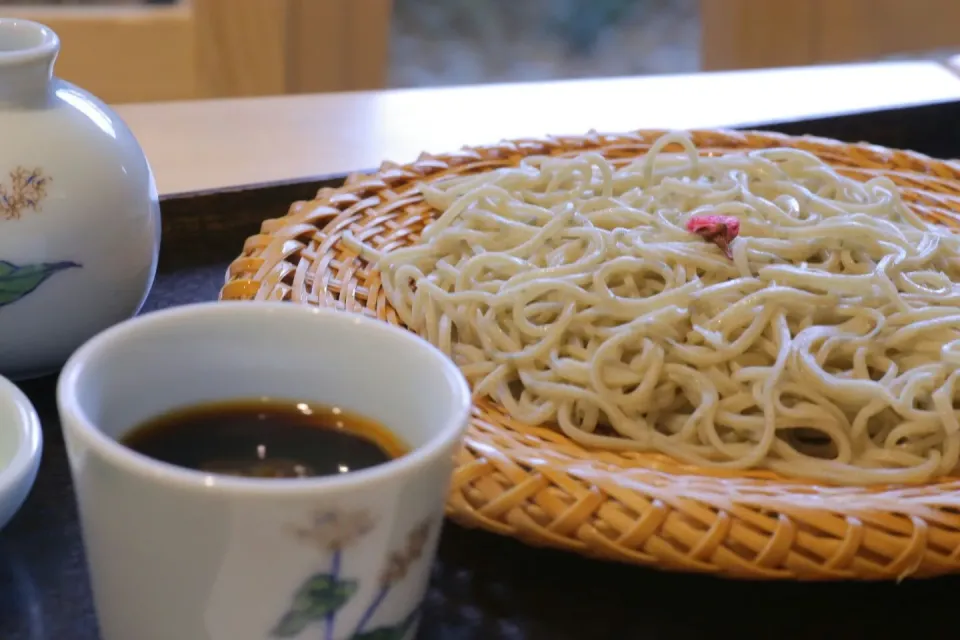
{"left": 221, "top": 129, "right": 960, "bottom": 581}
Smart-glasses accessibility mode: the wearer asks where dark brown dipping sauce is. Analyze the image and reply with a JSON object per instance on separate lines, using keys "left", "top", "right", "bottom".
{"left": 120, "top": 399, "right": 408, "bottom": 479}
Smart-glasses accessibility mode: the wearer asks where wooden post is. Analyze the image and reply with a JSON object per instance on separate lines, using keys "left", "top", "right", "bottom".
{"left": 701, "top": 0, "right": 960, "bottom": 72}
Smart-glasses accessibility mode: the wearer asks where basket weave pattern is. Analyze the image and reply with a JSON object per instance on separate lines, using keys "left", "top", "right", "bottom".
{"left": 222, "top": 129, "right": 960, "bottom": 580}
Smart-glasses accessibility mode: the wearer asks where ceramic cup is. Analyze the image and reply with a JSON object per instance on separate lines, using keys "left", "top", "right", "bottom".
{"left": 56, "top": 302, "right": 471, "bottom": 640}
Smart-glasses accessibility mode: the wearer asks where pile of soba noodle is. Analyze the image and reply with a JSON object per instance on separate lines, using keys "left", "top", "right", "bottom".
{"left": 345, "top": 131, "right": 960, "bottom": 485}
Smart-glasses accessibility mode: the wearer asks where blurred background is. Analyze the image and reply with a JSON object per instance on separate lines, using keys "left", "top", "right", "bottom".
{"left": 389, "top": 0, "right": 697, "bottom": 87}
{"left": 0, "top": 0, "right": 958, "bottom": 104}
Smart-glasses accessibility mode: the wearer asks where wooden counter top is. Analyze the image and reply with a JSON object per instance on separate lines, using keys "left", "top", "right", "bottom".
{"left": 116, "top": 61, "right": 960, "bottom": 196}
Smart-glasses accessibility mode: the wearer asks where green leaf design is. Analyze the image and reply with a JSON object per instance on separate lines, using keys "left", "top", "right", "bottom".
{"left": 352, "top": 608, "right": 421, "bottom": 640}
{"left": 271, "top": 573, "right": 358, "bottom": 638}
{"left": 291, "top": 573, "right": 358, "bottom": 615}
{"left": 271, "top": 610, "right": 313, "bottom": 638}
{"left": 0, "top": 260, "right": 80, "bottom": 307}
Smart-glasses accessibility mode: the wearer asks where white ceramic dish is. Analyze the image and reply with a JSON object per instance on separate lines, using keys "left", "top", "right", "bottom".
{"left": 0, "top": 374, "right": 42, "bottom": 531}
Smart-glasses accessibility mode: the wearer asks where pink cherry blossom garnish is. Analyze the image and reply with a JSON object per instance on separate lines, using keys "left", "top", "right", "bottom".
{"left": 686, "top": 215, "right": 740, "bottom": 258}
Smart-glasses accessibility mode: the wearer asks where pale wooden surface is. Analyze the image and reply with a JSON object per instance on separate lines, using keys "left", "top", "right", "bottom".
{"left": 1, "top": 0, "right": 393, "bottom": 103}
{"left": 113, "top": 61, "right": 960, "bottom": 197}
{"left": 702, "top": 0, "right": 960, "bottom": 71}
{"left": 946, "top": 55, "right": 960, "bottom": 76}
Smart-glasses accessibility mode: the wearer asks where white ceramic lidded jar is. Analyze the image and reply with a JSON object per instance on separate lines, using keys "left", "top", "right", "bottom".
{"left": 0, "top": 19, "right": 160, "bottom": 379}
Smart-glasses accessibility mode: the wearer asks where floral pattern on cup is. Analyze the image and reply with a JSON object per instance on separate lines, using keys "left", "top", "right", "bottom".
{"left": 272, "top": 509, "right": 434, "bottom": 640}
{"left": 0, "top": 260, "right": 80, "bottom": 308}
{"left": 0, "top": 167, "right": 50, "bottom": 220}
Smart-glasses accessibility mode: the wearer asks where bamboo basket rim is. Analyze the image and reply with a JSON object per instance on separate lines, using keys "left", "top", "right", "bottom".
{"left": 221, "top": 128, "right": 960, "bottom": 580}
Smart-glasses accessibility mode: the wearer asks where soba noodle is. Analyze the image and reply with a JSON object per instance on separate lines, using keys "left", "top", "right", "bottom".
{"left": 344, "top": 131, "right": 960, "bottom": 485}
